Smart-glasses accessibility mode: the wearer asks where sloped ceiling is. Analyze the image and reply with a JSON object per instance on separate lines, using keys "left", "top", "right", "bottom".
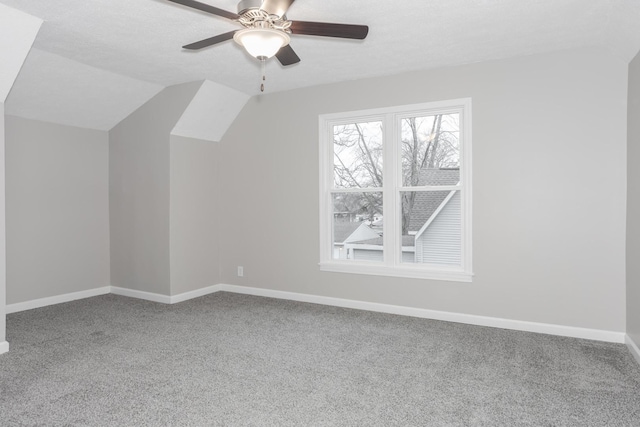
{"left": 1, "top": 0, "right": 640, "bottom": 130}
{"left": 0, "top": 4, "right": 41, "bottom": 103}
{"left": 6, "top": 48, "right": 163, "bottom": 130}
{"left": 172, "top": 80, "right": 250, "bottom": 142}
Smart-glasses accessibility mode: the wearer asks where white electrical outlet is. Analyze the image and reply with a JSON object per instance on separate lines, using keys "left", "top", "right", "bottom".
{"left": 237, "top": 266, "right": 244, "bottom": 277}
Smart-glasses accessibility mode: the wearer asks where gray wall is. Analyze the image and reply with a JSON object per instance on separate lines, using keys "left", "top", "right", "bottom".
{"left": 628, "top": 52, "right": 640, "bottom": 346}
{"left": 5, "top": 116, "right": 110, "bottom": 304}
{"left": 219, "top": 48, "right": 628, "bottom": 332}
{"left": 109, "top": 82, "right": 201, "bottom": 295}
{"left": 170, "top": 135, "right": 220, "bottom": 295}
{"left": 1, "top": 103, "right": 6, "bottom": 345}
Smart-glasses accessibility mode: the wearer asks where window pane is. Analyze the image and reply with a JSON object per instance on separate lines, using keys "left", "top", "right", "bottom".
{"left": 332, "top": 192, "right": 383, "bottom": 261}
{"left": 401, "top": 114, "right": 460, "bottom": 187}
{"left": 333, "top": 121, "right": 383, "bottom": 189}
{"left": 400, "top": 190, "right": 461, "bottom": 265}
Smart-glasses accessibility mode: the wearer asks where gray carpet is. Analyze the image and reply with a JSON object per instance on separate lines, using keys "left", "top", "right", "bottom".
{"left": 1, "top": 292, "right": 639, "bottom": 426}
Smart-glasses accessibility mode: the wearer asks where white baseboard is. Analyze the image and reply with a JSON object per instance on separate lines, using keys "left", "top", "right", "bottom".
{"left": 169, "top": 285, "right": 221, "bottom": 304}
{"left": 0, "top": 341, "right": 9, "bottom": 355}
{"left": 2, "top": 282, "right": 626, "bottom": 344}
{"left": 6, "top": 287, "right": 111, "bottom": 314}
{"left": 626, "top": 335, "right": 640, "bottom": 366}
{"left": 216, "top": 284, "right": 626, "bottom": 344}
{"left": 102, "top": 285, "right": 221, "bottom": 305}
{"left": 5, "top": 285, "right": 221, "bottom": 313}
{"left": 110, "top": 286, "right": 172, "bottom": 304}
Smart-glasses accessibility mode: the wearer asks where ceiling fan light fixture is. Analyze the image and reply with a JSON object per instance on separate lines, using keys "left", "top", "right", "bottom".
{"left": 233, "top": 27, "right": 290, "bottom": 59}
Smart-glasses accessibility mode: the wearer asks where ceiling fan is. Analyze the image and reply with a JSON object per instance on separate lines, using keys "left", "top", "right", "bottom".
{"left": 168, "top": 0, "right": 369, "bottom": 69}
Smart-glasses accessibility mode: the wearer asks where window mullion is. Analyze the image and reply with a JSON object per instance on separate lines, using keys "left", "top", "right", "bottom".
{"left": 383, "top": 113, "right": 396, "bottom": 267}
{"left": 319, "top": 118, "right": 332, "bottom": 264}
{"left": 460, "top": 103, "right": 473, "bottom": 275}
{"left": 329, "top": 188, "right": 383, "bottom": 194}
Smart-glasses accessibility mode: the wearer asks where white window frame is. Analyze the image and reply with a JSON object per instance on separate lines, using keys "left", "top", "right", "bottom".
{"left": 319, "top": 98, "right": 473, "bottom": 282}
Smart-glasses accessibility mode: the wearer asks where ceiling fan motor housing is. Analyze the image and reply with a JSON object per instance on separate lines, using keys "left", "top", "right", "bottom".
{"left": 237, "top": 0, "right": 281, "bottom": 17}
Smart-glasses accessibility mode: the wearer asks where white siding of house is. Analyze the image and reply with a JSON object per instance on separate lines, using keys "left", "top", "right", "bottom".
{"left": 402, "top": 251, "right": 415, "bottom": 263}
{"left": 415, "top": 191, "right": 461, "bottom": 265}
{"left": 351, "top": 248, "right": 414, "bottom": 263}
{"left": 353, "top": 249, "right": 384, "bottom": 262}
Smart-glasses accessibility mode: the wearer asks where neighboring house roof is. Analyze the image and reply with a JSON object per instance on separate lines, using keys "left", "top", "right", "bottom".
{"left": 334, "top": 221, "right": 380, "bottom": 244}
{"left": 334, "top": 222, "right": 362, "bottom": 244}
{"left": 408, "top": 168, "right": 459, "bottom": 233}
{"left": 350, "top": 235, "right": 416, "bottom": 247}
{"left": 417, "top": 168, "right": 460, "bottom": 186}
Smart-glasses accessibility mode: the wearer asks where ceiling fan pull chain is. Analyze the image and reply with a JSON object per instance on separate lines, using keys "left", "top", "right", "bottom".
{"left": 260, "top": 56, "right": 266, "bottom": 92}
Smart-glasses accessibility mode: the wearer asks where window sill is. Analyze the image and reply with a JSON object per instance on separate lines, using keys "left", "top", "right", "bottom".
{"left": 319, "top": 262, "right": 473, "bottom": 282}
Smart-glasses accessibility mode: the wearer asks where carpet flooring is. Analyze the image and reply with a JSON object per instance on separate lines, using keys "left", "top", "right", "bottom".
{"left": 1, "top": 292, "right": 639, "bottom": 426}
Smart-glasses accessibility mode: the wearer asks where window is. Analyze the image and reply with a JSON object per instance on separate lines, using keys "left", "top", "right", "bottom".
{"left": 319, "top": 98, "right": 472, "bottom": 282}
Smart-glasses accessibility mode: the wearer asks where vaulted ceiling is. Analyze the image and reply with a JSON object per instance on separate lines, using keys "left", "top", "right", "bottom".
{"left": 2, "top": 0, "right": 640, "bottom": 130}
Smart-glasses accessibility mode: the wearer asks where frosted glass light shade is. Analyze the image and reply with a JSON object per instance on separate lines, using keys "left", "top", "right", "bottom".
{"left": 233, "top": 28, "right": 290, "bottom": 59}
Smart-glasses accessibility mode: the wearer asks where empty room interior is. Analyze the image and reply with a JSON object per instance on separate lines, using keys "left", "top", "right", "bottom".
{"left": 1, "top": 0, "right": 640, "bottom": 425}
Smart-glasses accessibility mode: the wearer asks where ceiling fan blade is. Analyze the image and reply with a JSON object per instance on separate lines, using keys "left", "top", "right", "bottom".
{"left": 260, "top": 0, "right": 296, "bottom": 17}
{"left": 275, "top": 44, "right": 301, "bottom": 66}
{"left": 290, "top": 21, "right": 369, "bottom": 40}
{"left": 167, "top": 0, "right": 239, "bottom": 20}
{"left": 183, "top": 31, "right": 237, "bottom": 50}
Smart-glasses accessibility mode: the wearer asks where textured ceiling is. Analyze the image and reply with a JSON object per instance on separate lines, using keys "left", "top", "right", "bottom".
{"left": 2, "top": 0, "right": 640, "bottom": 129}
